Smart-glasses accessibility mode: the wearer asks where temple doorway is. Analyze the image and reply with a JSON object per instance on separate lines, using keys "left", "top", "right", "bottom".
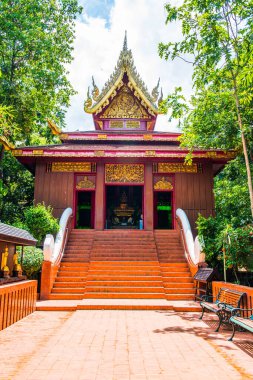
{"left": 76, "top": 191, "right": 95, "bottom": 229}
{"left": 154, "top": 192, "right": 173, "bottom": 229}
{"left": 105, "top": 186, "right": 143, "bottom": 229}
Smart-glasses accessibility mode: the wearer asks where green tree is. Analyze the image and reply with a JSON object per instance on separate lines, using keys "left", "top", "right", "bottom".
{"left": 0, "top": 0, "right": 82, "bottom": 144}
{"left": 0, "top": 152, "right": 34, "bottom": 224}
{"left": 159, "top": 0, "right": 253, "bottom": 218}
{"left": 22, "top": 203, "right": 59, "bottom": 245}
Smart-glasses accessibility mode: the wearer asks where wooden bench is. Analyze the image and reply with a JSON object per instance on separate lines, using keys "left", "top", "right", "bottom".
{"left": 228, "top": 308, "right": 253, "bottom": 341}
{"left": 199, "top": 288, "right": 246, "bottom": 332}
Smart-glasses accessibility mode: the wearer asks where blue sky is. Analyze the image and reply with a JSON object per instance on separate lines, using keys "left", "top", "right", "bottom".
{"left": 80, "top": 0, "right": 115, "bottom": 26}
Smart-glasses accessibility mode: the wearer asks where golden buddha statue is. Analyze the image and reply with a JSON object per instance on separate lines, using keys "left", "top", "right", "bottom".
{"left": 114, "top": 191, "right": 134, "bottom": 217}
{"left": 1, "top": 246, "right": 10, "bottom": 277}
{"left": 13, "top": 251, "right": 22, "bottom": 274}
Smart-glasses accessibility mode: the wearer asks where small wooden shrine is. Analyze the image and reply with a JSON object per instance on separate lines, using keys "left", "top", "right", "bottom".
{"left": 13, "top": 35, "right": 235, "bottom": 232}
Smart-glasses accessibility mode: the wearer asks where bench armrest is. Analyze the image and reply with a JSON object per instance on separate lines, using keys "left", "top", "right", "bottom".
{"left": 231, "top": 308, "right": 253, "bottom": 316}
{"left": 201, "top": 295, "right": 214, "bottom": 302}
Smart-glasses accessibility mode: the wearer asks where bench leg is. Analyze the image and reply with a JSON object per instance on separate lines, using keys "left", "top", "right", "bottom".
{"left": 215, "top": 313, "right": 223, "bottom": 332}
{"left": 199, "top": 306, "right": 205, "bottom": 320}
{"left": 228, "top": 323, "right": 236, "bottom": 341}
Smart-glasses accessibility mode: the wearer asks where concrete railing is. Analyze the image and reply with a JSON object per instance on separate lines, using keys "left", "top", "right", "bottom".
{"left": 40, "top": 208, "right": 73, "bottom": 300}
{"left": 0, "top": 280, "right": 37, "bottom": 330}
{"left": 176, "top": 208, "right": 205, "bottom": 275}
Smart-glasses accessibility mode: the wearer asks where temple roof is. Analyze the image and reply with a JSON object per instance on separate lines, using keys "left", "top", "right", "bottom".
{"left": 84, "top": 32, "right": 163, "bottom": 121}
{"left": 0, "top": 223, "right": 37, "bottom": 246}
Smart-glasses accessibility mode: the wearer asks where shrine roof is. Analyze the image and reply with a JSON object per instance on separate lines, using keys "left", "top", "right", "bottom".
{"left": 0, "top": 223, "right": 37, "bottom": 246}
{"left": 84, "top": 33, "right": 162, "bottom": 118}
{"left": 59, "top": 131, "right": 181, "bottom": 143}
{"left": 13, "top": 142, "right": 236, "bottom": 162}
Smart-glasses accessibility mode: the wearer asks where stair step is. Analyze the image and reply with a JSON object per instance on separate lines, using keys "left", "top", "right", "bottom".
{"left": 84, "top": 293, "right": 166, "bottom": 299}
{"left": 49, "top": 294, "right": 83, "bottom": 300}
{"left": 52, "top": 288, "right": 84, "bottom": 294}
{"left": 85, "top": 280, "right": 163, "bottom": 286}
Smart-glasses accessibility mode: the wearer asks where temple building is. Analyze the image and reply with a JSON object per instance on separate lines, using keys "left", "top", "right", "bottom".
{"left": 13, "top": 35, "right": 237, "bottom": 302}
{"left": 14, "top": 35, "right": 234, "bottom": 234}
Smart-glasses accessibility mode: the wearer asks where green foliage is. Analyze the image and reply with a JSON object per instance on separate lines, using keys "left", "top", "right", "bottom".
{"left": 214, "top": 157, "right": 252, "bottom": 227}
{"left": 197, "top": 157, "right": 253, "bottom": 277}
{"left": 160, "top": 0, "right": 253, "bottom": 217}
{"left": 0, "top": 0, "right": 82, "bottom": 144}
{"left": 23, "top": 203, "right": 59, "bottom": 244}
{"left": 197, "top": 216, "right": 253, "bottom": 275}
{"left": 0, "top": 152, "right": 34, "bottom": 224}
{"left": 18, "top": 246, "right": 43, "bottom": 278}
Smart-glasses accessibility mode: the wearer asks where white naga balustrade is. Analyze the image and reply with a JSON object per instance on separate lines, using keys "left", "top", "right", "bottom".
{"left": 41, "top": 208, "right": 73, "bottom": 300}
{"left": 176, "top": 208, "right": 205, "bottom": 266}
{"left": 43, "top": 207, "right": 72, "bottom": 264}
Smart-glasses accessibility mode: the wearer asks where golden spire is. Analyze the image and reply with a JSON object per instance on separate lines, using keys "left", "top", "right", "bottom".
{"left": 84, "top": 87, "right": 92, "bottom": 109}
{"left": 92, "top": 76, "right": 100, "bottom": 101}
{"left": 151, "top": 78, "right": 160, "bottom": 102}
{"left": 158, "top": 88, "right": 164, "bottom": 106}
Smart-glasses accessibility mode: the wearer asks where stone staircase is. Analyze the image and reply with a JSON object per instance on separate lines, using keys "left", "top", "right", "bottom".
{"left": 154, "top": 230, "right": 195, "bottom": 300}
{"left": 49, "top": 230, "right": 94, "bottom": 300}
{"left": 85, "top": 231, "right": 165, "bottom": 299}
{"left": 49, "top": 229, "right": 195, "bottom": 301}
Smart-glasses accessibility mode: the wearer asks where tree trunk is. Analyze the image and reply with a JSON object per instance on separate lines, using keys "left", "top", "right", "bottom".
{"left": 233, "top": 89, "right": 253, "bottom": 219}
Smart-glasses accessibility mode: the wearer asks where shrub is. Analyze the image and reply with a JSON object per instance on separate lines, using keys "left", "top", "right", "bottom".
{"left": 24, "top": 203, "right": 59, "bottom": 244}
{"left": 18, "top": 246, "right": 44, "bottom": 279}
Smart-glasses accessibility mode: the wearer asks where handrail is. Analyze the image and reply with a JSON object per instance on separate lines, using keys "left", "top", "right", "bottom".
{"left": 176, "top": 208, "right": 205, "bottom": 272}
{"left": 41, "top": 207, "right": 73, "bottom": 300}
{"left": 43, "top": 207, "right": 73, "bottom": 264}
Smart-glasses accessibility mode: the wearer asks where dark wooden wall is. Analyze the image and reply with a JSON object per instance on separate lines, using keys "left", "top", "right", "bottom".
{"left": 175, "top": 162, "right": 215, "bottom": 234}
{"left": 34, "top": 163, "right": 74, "bottom": 219}
{"left": 34, "top": 161, "right": 215, "bottom": 232}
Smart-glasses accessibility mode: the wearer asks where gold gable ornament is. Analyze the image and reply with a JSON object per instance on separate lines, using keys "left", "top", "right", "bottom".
{"left": 100, "top": 85, "right": 150, "bottom": 119}
{"left": 154, "top": 177, "right": 173, "bottom": 191}
{"left": 76, "top": 176, "right": 95, "bottom": 190}
{"left": 105, "top": 164, "right": 144, "bottom": 183}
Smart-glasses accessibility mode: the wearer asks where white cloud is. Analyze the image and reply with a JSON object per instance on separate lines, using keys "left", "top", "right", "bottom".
{"left": 65, "top": 0, "right": 193, "bottom": 132}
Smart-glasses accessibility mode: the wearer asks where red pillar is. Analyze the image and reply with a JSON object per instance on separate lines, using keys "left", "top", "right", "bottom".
{"left": 144, "top": 163, "right": 153, "bottom": 230}
{"left": 95, "top": 162, "right": 105, "bottom": 230}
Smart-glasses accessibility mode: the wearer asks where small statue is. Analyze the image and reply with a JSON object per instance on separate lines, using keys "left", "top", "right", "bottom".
{"left": 13, "top": 251, "right": 22, "bottom": 277}
{"left": 1, "top": 247, "right": 10, "bottom": 278}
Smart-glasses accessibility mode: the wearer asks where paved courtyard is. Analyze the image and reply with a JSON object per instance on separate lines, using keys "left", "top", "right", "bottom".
{"left": 0, "top": 310, "right": 252, "bottom": 380}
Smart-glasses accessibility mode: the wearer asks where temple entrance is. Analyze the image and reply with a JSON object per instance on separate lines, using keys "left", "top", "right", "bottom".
{"left": 105, "top": 186, "right": 143, "bottom": 229}
{"left": 76, "top": 191, "right": 95, "bottom": 229}
{"left": 154, "top": 192, "right": 173, "bottom": 229}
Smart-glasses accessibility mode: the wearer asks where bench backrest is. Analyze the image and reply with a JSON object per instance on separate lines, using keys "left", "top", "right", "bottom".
{"left": 216, "top": 288, "right": 246, "bottom": 308}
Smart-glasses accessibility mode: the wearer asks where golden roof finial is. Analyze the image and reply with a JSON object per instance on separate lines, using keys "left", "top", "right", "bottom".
{"left": 151, "top": 78, "right": 160, "bottom": 102}
{"left": 123, "top": 30, "right": 128, "bottom": 51}
{"left": 158, "top": 88, "right": 164, "bottom": 106}
{"left": 84, "top": 86, "right": 92, "bottom": 110}
{"left": 92, "top": 76, "right": 100, "bottom": 101}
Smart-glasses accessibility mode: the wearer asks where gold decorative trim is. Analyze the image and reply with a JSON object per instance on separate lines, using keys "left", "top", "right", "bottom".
{"left": 143, "top": 134, "right": 153, "bottom": 141}
{"left": 154, "top": 177, "right": 173, "bottom": 191}
{"left": 76, "top": 176, "right": 95, "bottom": 189}
{"left": 47, "top": 120, "right": 61, "bottom": 135}
{"left": 145, "top": 150, "right": 156, "bottom": 157}
{"left": 157, "top": 163, "right": 198, "bottom": 173}
{"left": 94, "top": 150, "right": 105, "bottom": 157}
{"left": 60, "top": 133, "right": 68, "bottom": 140}
{"left": 98, "top": 134, "right": 107, "bottom": 140}
{"left": 12, "top": 149, "right": 23, "bottom": 156}
{"left": 105, "top": 164, "right": 144, "bottom": 183}
{"left": 52, "top": 162, "right": 92, "bottom": 172}
{"left": 33, "top": 150, "right": 44, "bottom": 156}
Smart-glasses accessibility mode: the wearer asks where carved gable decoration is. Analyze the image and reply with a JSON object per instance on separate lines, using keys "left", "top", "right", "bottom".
{"left": 105, "top": 164, "right": 144, "bottom": 183}
{"left": 100, "top": 86, "right": 150, "bottom": 119}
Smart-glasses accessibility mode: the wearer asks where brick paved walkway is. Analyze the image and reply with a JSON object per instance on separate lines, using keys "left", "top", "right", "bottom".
{"left": 0, "top": 310, "right": 252, "bottom": 380}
